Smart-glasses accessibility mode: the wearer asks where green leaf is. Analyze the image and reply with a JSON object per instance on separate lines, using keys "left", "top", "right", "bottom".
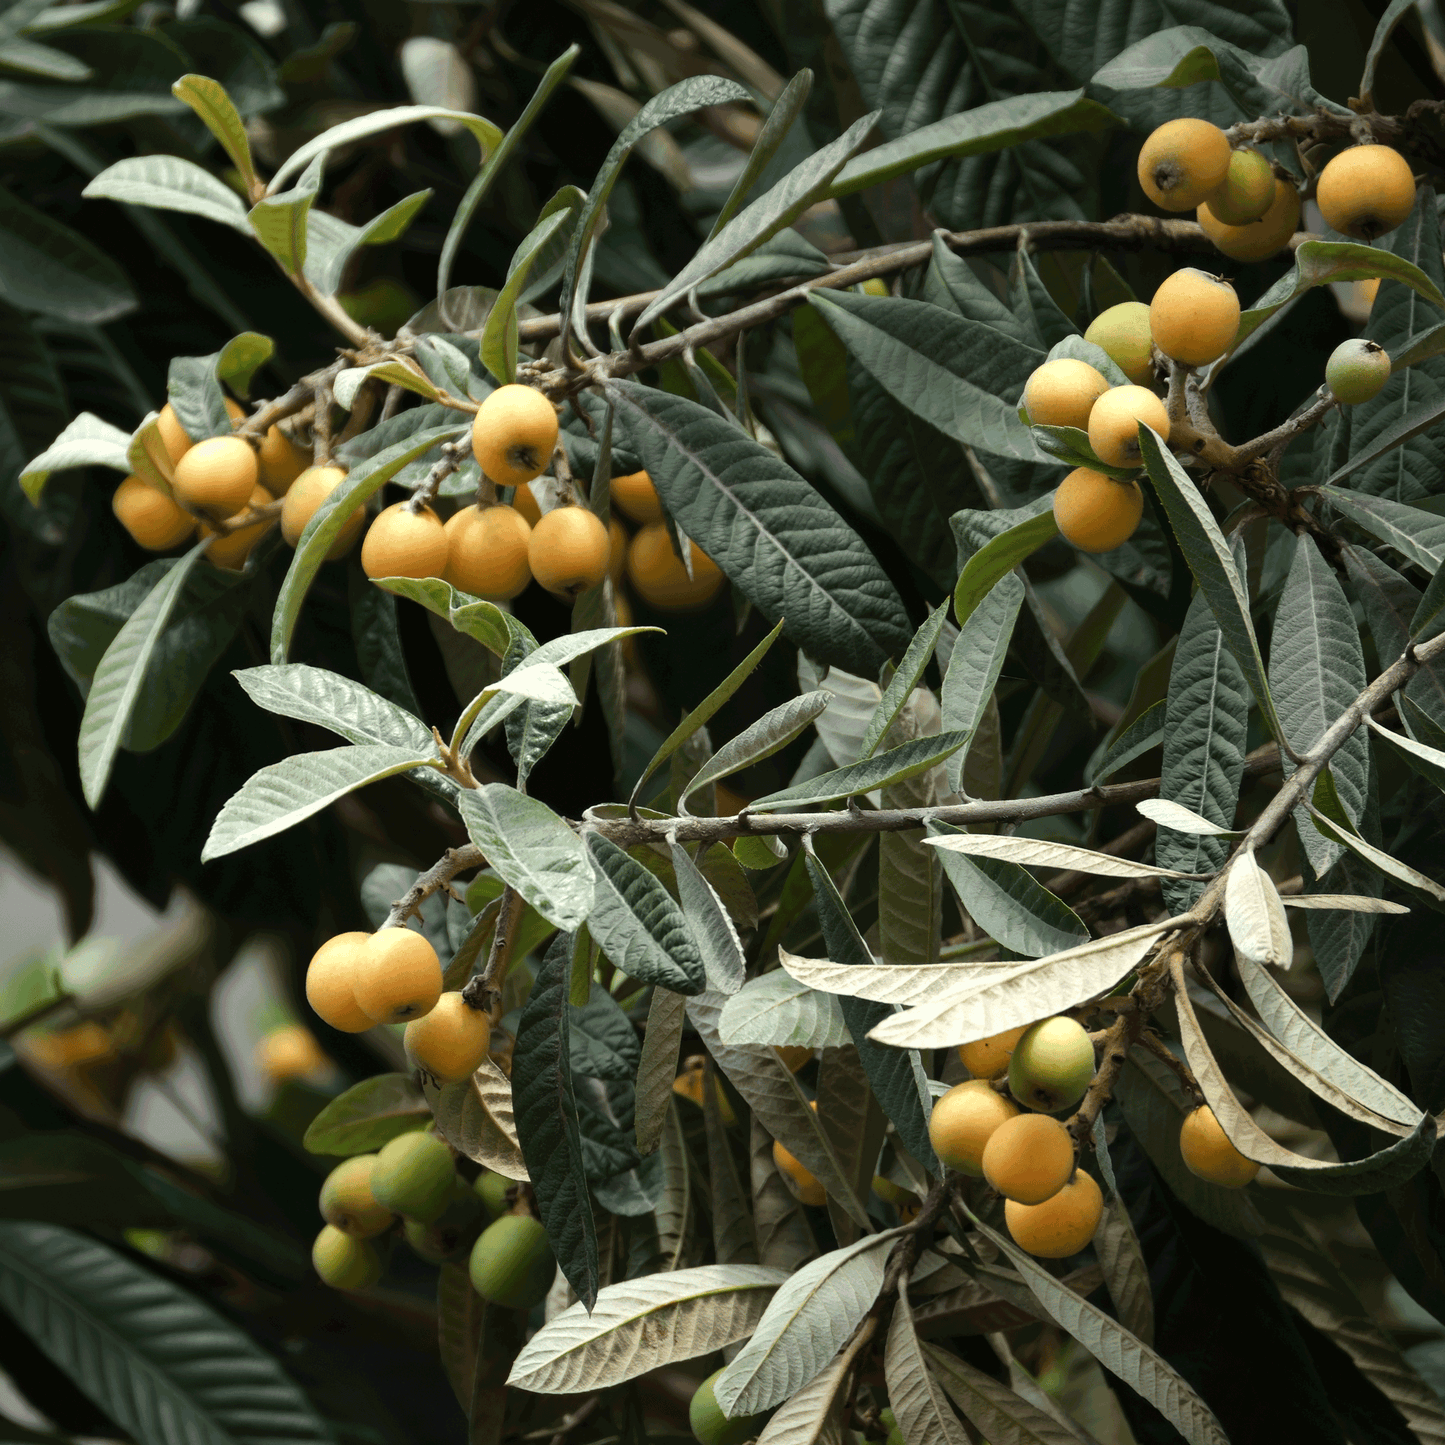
{"left": 167, "top": 352, "right": 232, "bottom": 442}
{"left": 953, "top": 503, "right": 1057, "bottom": 626}
{"left": 805, "top": 851, "right": 937, "bottom": 1172}
{"left": 922, "top": 1342, "right": 1078, "bottom": 1445}
{"left": 457, "top": 786, "right": 594, "bottom": 930}
{"left": 302, "top": 1073, "right": 429, "bottom": 1155}
{"left": 669, "top": 839, "right": 746, "bottom": 994}
{"left": 584, "top": 833, "right": 705, "bottom": 994}
{"left": 708, "top": 69, "right": 812, "bottom": 239}
{"left": 0, "top": 34, "right": 91, "bottom": 79}
{"left": 202, "top": 745, "right": 436, "bottom": 861}
{"left": 371, "top": 575, "right": 519, "bottom": 655}
{"left": 271, "top": 424, "right": 468, "bottom": 662}
{"left": 718, "top": 967, "right": 849, "bottom": 1049}
{"left": 634, "top": 109, "right": 880, "bottom": 337}
{"left": 1139, "top": 427, "right": 1279, "bottom": 738}
{"left": 172, "top": 73, "right": 257, "bottom": 193}
{"left": 20, "top": 410, "right": 130, "bottom": 502}
{"left": 833, "top": 88, "right": 1115, "bottom": 197}
{"left": 1270, "top": 536, "right": 1369, "bottom": 877}
{"left": 559, "top": 74, "right": 750, "bottom": 350}
{"left": 861, "top": 604, "right": 949, "bottom": 761}
{"left": 810, "top": 289, "right": 1048, "bottom": 461}
{"left": 1309, "top": 805, "right": 1445, "bottom": 909}
{"left": 635, "top": 988, "right": 686, "bottom": 1155}
{"left": 0, "top": 183, "right": 134, "bottom": 322}
{"left": 305, "top": 192, "right": 433, "bottom": 297}
{"left": 247, "top": 155, "right": 322, "bottom": 276}
{"left": 930, "top": 821, "right": 1089, "bottom": 957}
{"left": 82, "top": 154, "right": 250, "bottom": 232}
{"left": 747, "top": 731, "right": 969, "bottom": 811}
{"left": 1322, "top": 486, "right": 1445, "bottom": 571}
{"left": 1158, "top": 591, "right": 1249, "bottom": 914}
{"left": 607, "top": 381, "right": 911, "bottom": 675}
{"left": 884, "top": 1292, "right": 972, "bottom": 1445}
{"left": 681, "top": 691, "right": 834, "bottom": 813}
{"left": 216, "top": 332, "right": 274, "bottom": 398}
{"left": 0, "top": 1222, "right": 330, "bottom": 1445}
{"left": 78, "top": 542, "right": 208, "bottom": 809}
{"left": 942, "top": 572, "right": 1025, "bottom": 792}
{"left": 513, "top": 934, "right": 598, "bottom": 1310}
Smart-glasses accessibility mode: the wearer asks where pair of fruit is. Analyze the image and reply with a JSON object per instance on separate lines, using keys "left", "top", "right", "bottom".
{"left": 305, "top": 928, "right": 444, "bottom": 1031}
{"left": 598, "top": 468, "right": 727, "bottom": 610}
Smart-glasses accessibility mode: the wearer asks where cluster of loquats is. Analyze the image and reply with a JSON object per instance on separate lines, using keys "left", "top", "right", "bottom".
{"left": 921, "top": 1021, "right": 1257, "bottom": 1260}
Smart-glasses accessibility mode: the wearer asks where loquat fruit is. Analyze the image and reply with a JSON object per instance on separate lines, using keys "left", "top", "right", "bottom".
{"left": 370, "top": 1130, "right": 456, "bottom": 1223}
{"left": 255, "top": 1024, "right": 328, "bottom": 1083}
{"left": 1054, "top": 468, "right": 1144, "bottom": 553}
{"left": 1198, "top": 177, "right": 1300, "bottom": 263}
{"left": 981, "top": 1112, "right": 1075, "bottom": 1204}
{"left": 1007, "top": 1016, "right": 1096, "bottom": 1113}
{"left": 627, "top": 523, "right": 725, "bottom": 610}
{"left": 673, "top": 1061, "right": 736, "bottom": 1125}
{"left": 1022, "top": 358, "right": 1110, "bottom": 431}
{"left": 280, "top": 465, "right": 364, "bottom": 558}
{"left": 610, "top": 469, "right": 665, "bottom": 525}
{"left": 1207, "top": 148, "right": 1275, "bottom": 226}
{"left": 199, "top": 484, "right": 274, "bottom": 570}
{"left": 468, "top": 1213, "right": 556, "bottom": 1310}
{"left": 1137, "top": 118, "right": 1231, "bottom": 212}
{"left": 1004, "top": 1169, "right": 1103, "bottom": 1258}
{"left": 1083, "top": 302, "right": 1155, "bottom": 386}
{"left": 257, "top": 425, "right": 309, "bottom": 495}
{"left": 872, "top": 1174, "right": 915, "bottom": 1207}
{"left": 361, "top": 501, "right": 449, "bottom": 581}
{"left": 510, "top": 482, "right": 541, "bottom": 526}
{"left": 1326, "top": 338, "right": 1392, "bottom": 405}
{"left": 772, "top": 1102, "right": 826, "bottom": 1206}
{"left": 403, "top": 1177, "right": 482, "bottom": 1262}
{"left": 608, "top": 516, "right": 628, "bottom": 588}
{"left": 351, "top": 927, "right": 443, "bottom": 1025}
{"left": 312, "top": 1224, "right": 383, "bottom": 1290}
{"left": 319, "top": 1154, "right": 393, "bottom": 1237}
{"left": 928, "top": 1078, "right": 1020, "bottom": 1176}
{"left": 959, "top": 1025, "right": 1030, "bottom": 1080}
{"left": 1317, "top": 144, "right": 1416, "bottom": 240}
{"left": 775, "top": 1045, "right": 811, "bottom": 1074}
{"left": 1149, "top": 269, "right": 1240, "bottom": 367}
{"left": 156, "top": 403, "right": 193, "bottom": 465}
{"left": 1179, "top": 1104, "right": 1259, "bottom": 1188}
{"left": 471, "top": 384, "right": 558, "bottom": 488}
{"left": 474, "top": 1170, "right": 513, "bottom": 1220}
{"left": 112, "top": 475, "right": 195, "bottom": 551}
{"left": 171, "top": 434, "right": 259, "bottom": 520}
{"left": 690, "top": 1369, "right": 764, "bottom": 1445}
{"left": 528, "top": 504, "right": 611, "bottom": 595}
{"left": 1087, "top": 384, "right": 1170, "bottom": 468}
{"left": 404, "top": 991, "right": 492, "bottom": 1083}
{"left": 305, "top": 932, "right": 374, "bottom": 1033}
{"left": 443, "top": 503, "right": 533, "bottom": 600}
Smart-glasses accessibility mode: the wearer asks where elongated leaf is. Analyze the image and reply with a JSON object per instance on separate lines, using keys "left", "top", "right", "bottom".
{"left": 953, "top": 506, "right": 1056, "bottom": 628}
{"left": 20, "top": 410, "right": 130, "bottom": 503}
{"left": 584, "top": 833, "right": 705, "bottom": 994}
{"left": 306, "top": 192, "right": 433, "bottom": 297}
{"left": 302, "top": 1074, "right": 428, "bottom": 1155}
{"left": 924, "top": 832, "right": 1194, "bottom": 879}
{"left": 1319, "top": 486, "right": 1445, "bottom": 571}
{"left": 930, "top": 822, "right": 1088, "bottom": 957}
{"left": 811, "top": 289, "right": 1047, "bottom": 461}
{"left": 1096, "top": 1195, "right": 1154, "bottom": 1347}
{"left": 507, "top": 1264, "right": 785, "bottom": 1392}
{"left": 869, "top": 921, "right": 1178, "bottom": 1049}
{"left": 1367, "top": 714, "right": 1445, "bottom": 792}
{"left": 714, "top": 1231, "right": 900, "bottom": 1415}
{"left": 79, "top": 542, "right": 208, "bottom": 809}
{"left": 886, "top": 1288, "right": 971, "bottom": 1445}
{"left": 942, "top": 571, "right": 1024, "bottom": 791}
{"left": 608, "top": 381, "right": 910, "bottom": 673}
{"left": 681, "top": 690, "right": 832, "bottom": 813}
{"left": 1281, "top": 894, "right": 1409, "bottom": 913}
{"left": 862, "top": 604, "right": 949, "bottom": 761}
{"left": 1140, "top": 428, "right": 1278, "bottom": 737}
{"left": 372, "top": 575, "right": 516, "bottom": 655}
{"left": 458, "top": 787, "right": 593, "bottom": 930}
{"left": 247, "top": 156, "right": 321, "bottom": 276}
{"left": 924, "top": 1343, "right": 1082, "bottom": 1445}
{"left": 748, "top": 731, "right": 969, "bottom": 811}
{"left": 719, "top": 969, "right": 849, "bottom": 1049}
{"left": 83, "top": 155, "right": 249, "bottom": 232}
{"left": 513, "top": 934, "right": 596, "bottom": 1309}
{"left": 670, "top": 839, "right": 745, "bottom": 995}
{"left": 202, "top": 745, "right": 435, "bottom": 861}
{"left": 1138, "top": 799, "right": 1237, "bottom": 836}
{"left": 754, "top": 1343, "right": 856, "bottom": 1445}
{"left": 709, "top": 68, "right": 812, "bottom": 239}
{"left": 0, "top": 1222, "right": 330, "bottom": 1445}
{"left": 1223, "top": 853, "right": 1292, "bottom": 969}
{"left": 781, "top": 954, "right": 1026, "bottom": 1009}
{"left": 272, "top": 425, "right": 468, "bottom": 662}
{"left": 172, "top": 73, "right": 257, "bottom": 192}
{"left": 635, "top": 987, "right": 687, "bottom": 1155}
{"left": 453, "top": 660, "right": 578, "bottom": 757}
{"left": 426, "top": 1057, "right": 528, "bottom": 1180}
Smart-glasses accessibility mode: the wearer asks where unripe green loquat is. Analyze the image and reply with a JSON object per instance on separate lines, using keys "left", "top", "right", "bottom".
{"left": 1198, "top": 178, "right": 1300, "bottom": 262}
{"left": 370, "top": 1131, "right": 456, "bottom": 1223}
{"left": 313, "top": 1224, "right": 382, "bottom": 1290}
{"left": 474, "top": 1170, "right": 513, "bottom": 1220}
{"left": 1083, "top": 303, "right": 1154, "bottom": 386}
{"left": 468, "top": 1213, "right": 556, "bottom": 1310}
{"left": 689, "top": 1369, "right": 764, "bottom": 1445}
{"left": 1207, "top": 148, "right": 1274, "bottom": 226}
{"left": 1326, "top": 338, "right": 1391, "bottom": 405}
{"left": 319, "top": 1154, "right": 393, "bottom": 1237}
{"left": 1007, "top": 1016, "right": 1096, "bottom": 1113}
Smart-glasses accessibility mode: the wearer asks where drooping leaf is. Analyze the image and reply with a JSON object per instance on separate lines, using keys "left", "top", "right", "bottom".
{"left": 1223, "top": 852, "right": 1293, "bottom": 970}
{"left": 924, "top": 831, "right": 1194, "bottom": 879}
{"left": 680, "top": 691, "right": 833, "bottom": 813}
{"left": 885, "top": 1287, "right": 971, "bottom": 1445}
{"left": 635, "top": 987, "right": 687, "bottom": 1155}
{"left": 302, "top": 1074, "right": 429, "bottom": 1156}
{"left": 923, "top": 1342, "right": 1081, "bottom": 1445}
{"left": 1320, "top": 486, "right": 1445, "bottom": 572}
{"left": 861, "top": 603, "right": 950, "bottom": 762}
{"left": 719, "top": 968, "right": 850, "bottom": 1050}
{"left": 746, "top": 730, "right": 970, "bottom": 811}
{"left": 669, "top": 839, "right": 746, "bottom": 995}
{"left": 1095, "top": 1193, "right": 1154, "bottom": 1348}
{"left": 941, "top": 571, "right": 1025, "bottom": 791}
{"left": 426, "top": 1058, "right": 528, "bottom": 1181}
{"left": 19, "top": 410, "right": 130, "bottom": 503}
{"left": 951, "top": 498, "right": 1056, "bottom": 626}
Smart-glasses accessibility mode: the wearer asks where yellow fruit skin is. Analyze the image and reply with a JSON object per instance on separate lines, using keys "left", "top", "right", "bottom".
{"left": 1207, "top": 148, "right": 1274, "bottom": 226}
{"left": 510, "top": 482, "right": 542, "bottom": 526}
{"left": 1083, "top": 303, "right": 1154, "bottom": 386}
{"left": 472, "top": 384, "right": 558, "bottom": 487}
{"left": 199, "top": 484, "right": 273, "bottom": 570}
{"left": 444, "top": 504, "right": 533, "bottom": 600}
{"left": 156, "top": 404, "right": 192, "bottom": 465}
{"left": 1137, "top": 119, "right": 1231, "bottom": 211}
{"left": 610, "top": 469, "right": 665, "bottom": 525}
{"left": 1317, "top": 145, "right": 1416, "bottom": 240}
{"left": 370, "top": 1131, "right": 456, "bottom": 1222}
{"left": 773, "top": 1138, "right": 826, "bottom": 1205}
{"left": 1006, "top": 1016, "right": 1096, "bottom": 1113}
{"left": 305, "top": 932, "right": 374, "bottom": 1033}
{"left": 959, "top": 1026, "right": 1030, "bottom": 1080}
{"left": 1179, "top": 1104, "right": 1260, "bottom": 1188}
{"left": 319, "top": 1154, "right": 393, "bottom": 1237}
{"left": 469, "top": 1213, "right": 556, "bottom": 1309}
{"left": 608, "top": 516, "right": 628, "bottom": 587}
{"left": 256, "top": 1024, "right": 328, "bottom": 1083}
{"left": 405, "top": 993, "right": 492, "bottom": 1083}
{"left": 1005, "top": 1170, "right": 1103, "bottom": 1257}
{"left": 313, "top": 1224, "right": 383, "bottom": 1290}
{"left": 627, "top": 523, "right": 725, "bottom": 610}
{"left": 1022, "top": 358, "right": 1110, "bottom": 430}
{"left": 981, "top": 1112, "right": 1075, "bottom": 1204}
{"left": 257, "top": 426, "right": 308, "bottom": 494}
{"left": 528, "top": 505, "right": 611, "bottom": 594}
{"left": 361, "top": 501, "right": 449, "bottom": 580}
{"left": 1054, "top": 468, "right": 1144, "bottom": 553}
{"left": 929, "top": 1079, "right": 1020, "bottom": 1175}
{"left": 281, "top": 466, "right": 363, "bottom": 557}
{"left": 775, "top": 1045, "right": 811, "bottom": 1073}
{"left": 112, "top": 476, "right": 195, "bottom": 550}
{"left": 1149, "top": 269, "right": 1240, "bottom": 367}
{"left": 352, "top": 928, "right": 443, "bottom": 1025}
{"left": 1087, "top": 387, "right": 1170, "bottom": 468}
{"left": 172, "top": 435, "right": 259, "bottom": 520}
{"left": 673, "top": 1066, "right": 737, "bottom": 1125}
{"left": 1198, "top": 179, "right": 1300, "bottom": 263}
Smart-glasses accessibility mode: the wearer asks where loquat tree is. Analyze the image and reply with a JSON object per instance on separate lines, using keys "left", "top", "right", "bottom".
{"left": 6, "top": 4, "right": 1445, "bottom": 1445}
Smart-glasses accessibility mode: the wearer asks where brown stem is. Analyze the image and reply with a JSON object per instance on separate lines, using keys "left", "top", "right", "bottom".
{"left": 409, "top": 439, "right": 470, "bottom": 513}
{"left": 1136, "top": 1027, "right": 1204, "bottom": 1102}
{"left": 476, "top": 886, "right": 525, "bottom": 997}
{"left": 209, "top": 498, "right": 283, "bottom": 534}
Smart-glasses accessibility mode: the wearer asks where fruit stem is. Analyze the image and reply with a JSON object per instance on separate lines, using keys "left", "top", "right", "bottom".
{"left": 1136, "top": 1027, "right": 1204, "bottom": 1103}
